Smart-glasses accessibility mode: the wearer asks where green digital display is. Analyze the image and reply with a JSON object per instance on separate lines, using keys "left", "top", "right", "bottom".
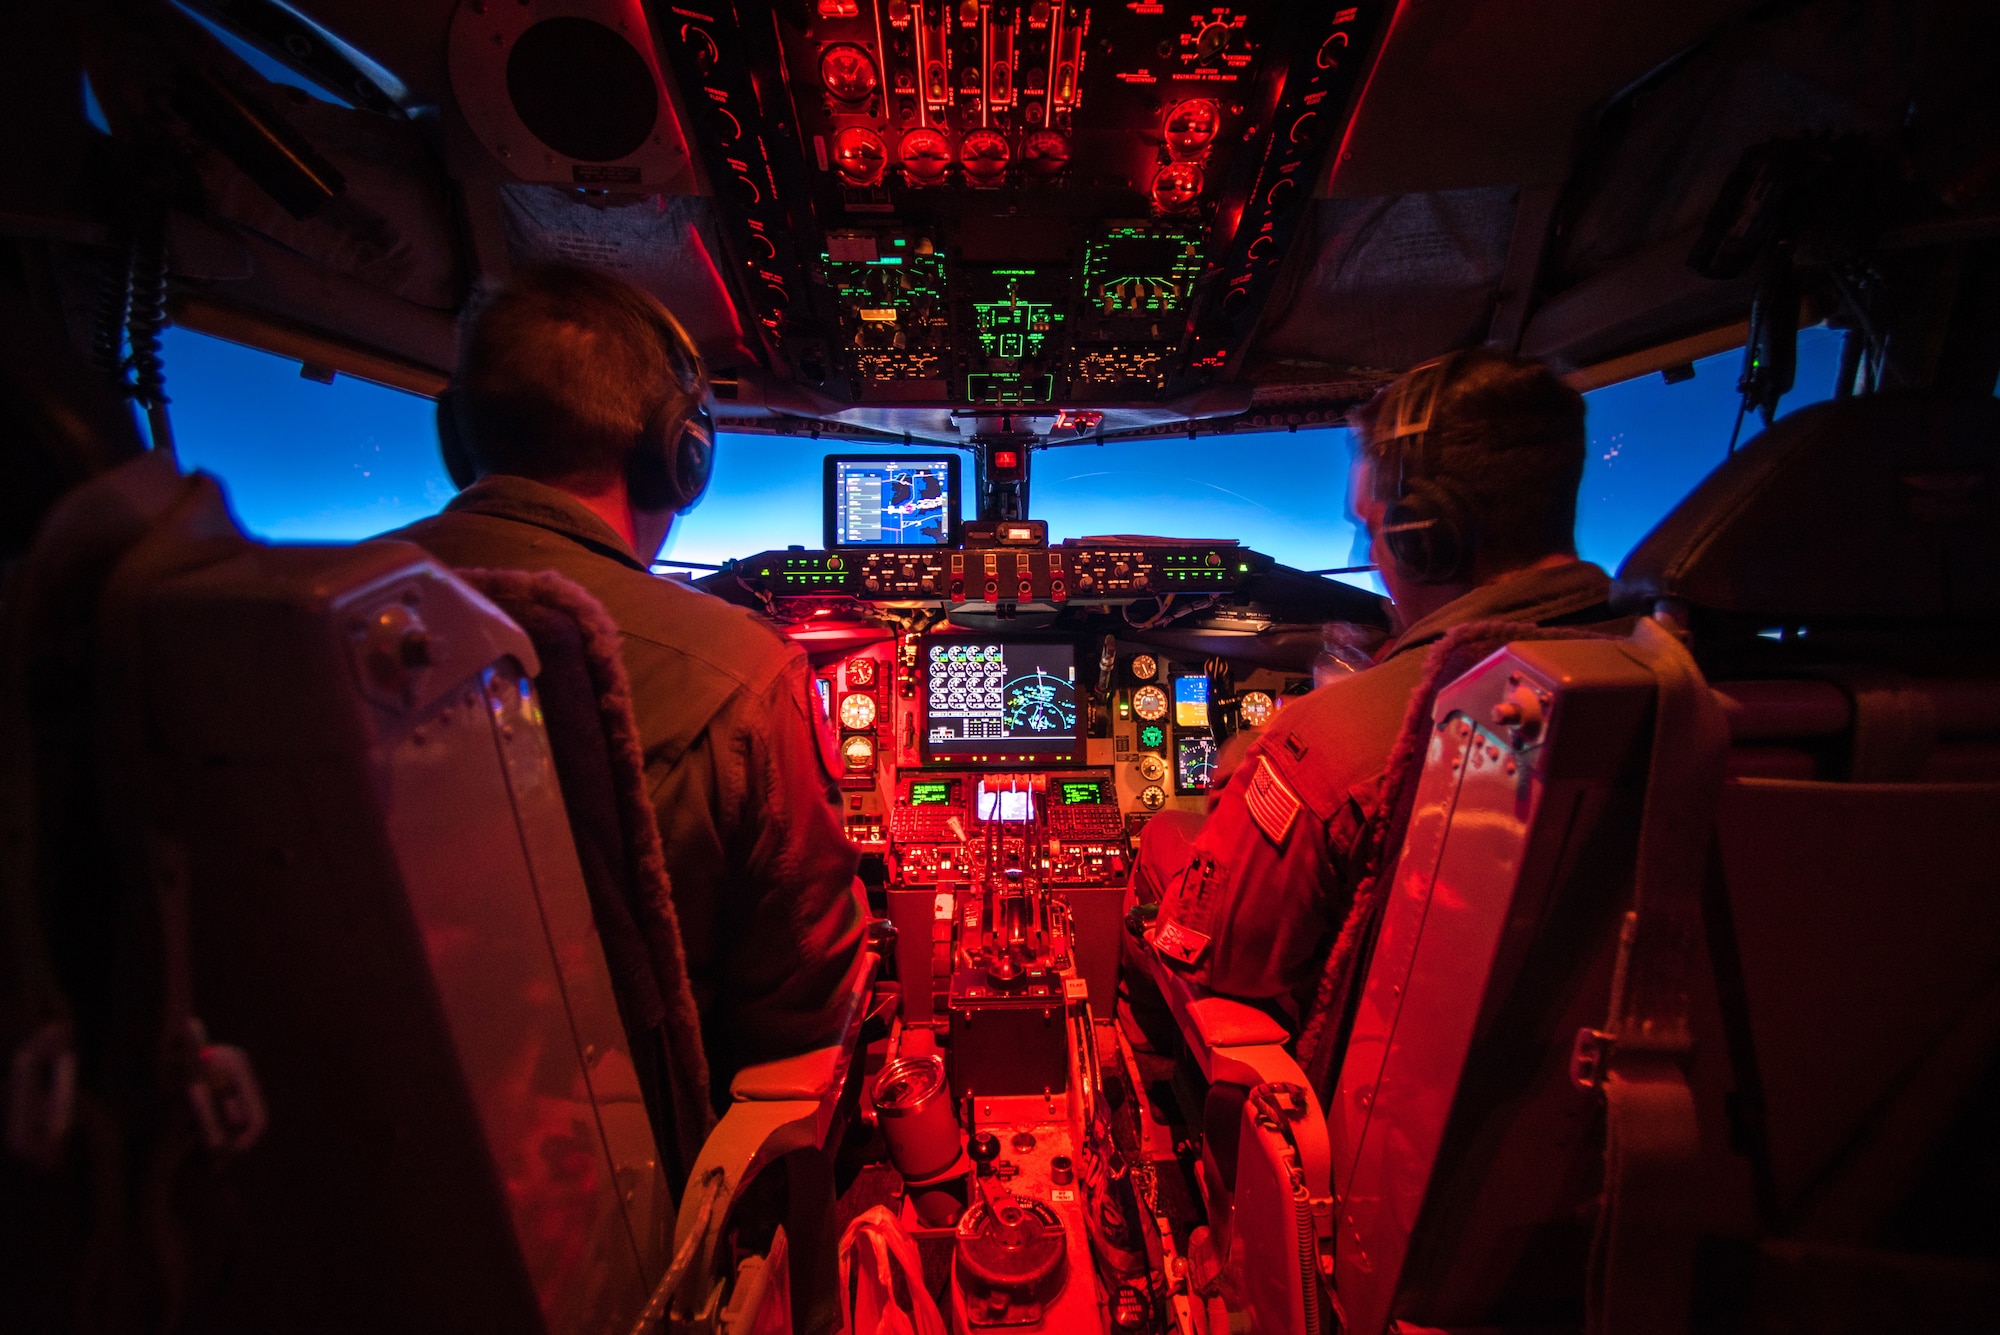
{"left": 1059, "top": 781, "right": 1105, "bottom": 805}
{"left": 1139, "top": 724, "right": 1165, "bottom": 749}
{"left": 909, "top": 781, "right": 954, "bottom": 806}
{"left": 1081, "top": 225, "right": 1205, "bottom": 316}
{"left": 967, "top": 373, "right": 1055, "bottom": 404}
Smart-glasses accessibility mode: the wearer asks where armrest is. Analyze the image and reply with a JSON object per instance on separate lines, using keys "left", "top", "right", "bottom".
{"left": 1147, "top": 932, "right": 1301, "bottom": 1088}
{"left": 665, "top": 951, "right": 881, "bottom": 1324}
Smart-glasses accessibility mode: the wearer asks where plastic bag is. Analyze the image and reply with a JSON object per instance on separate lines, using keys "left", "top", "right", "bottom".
{"left": 839, "top": 1205, "right": 947, "bottom": 1335}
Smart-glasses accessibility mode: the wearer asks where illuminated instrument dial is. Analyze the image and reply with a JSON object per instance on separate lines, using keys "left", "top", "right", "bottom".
{"left": 899, "top": 128, "right": 952, "bottom": 185}
{"left": 1239, "top": 690, "right": 1276, "bottom": 729}
{"left": 1132, "top": 685, "right": 1169, "bottom": 722}
{"left": 839, "top": 693, "right": 878, "bottom": 730}
{"left": 1138, "top": 724, "right": 1165, "bottom": 750}
{"left": 841, "top": 734, "right": 875, "bottom": 772}
{"left": 1139, "top": 785, "right": 1167, "bottom": 812}
{"left": 1137, "top": 754, "right": 1167, "bottom": 784}
{"left": 1151, "top": 163, "right": 1203, "bottom": 213}
{"left": 1163, "top": 99, "right": 1220, "bottom": 158}
{"left": 845, "top": 656, "right": 877, "bottom": 688}
{"left": 959, "top": 129, "right": 1011, "bottom": 186}
{"left": 819, "top": 43, "right": 879, "bottom": 103}
{"left": 1129, "top": 653, "right": 1159, "bottom": 682}
{"left": 833, "top": 127, "right": 888, "bottom": 186}
{"left": 1020, "top": 129, "right": 1070, "bottom": 178}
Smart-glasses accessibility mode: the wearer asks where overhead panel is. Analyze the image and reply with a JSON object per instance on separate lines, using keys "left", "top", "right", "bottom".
{"left": 650, "top": 1, "right": 1388, "bottom": 407}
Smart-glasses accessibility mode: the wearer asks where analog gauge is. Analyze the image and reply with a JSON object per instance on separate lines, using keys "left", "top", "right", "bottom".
{"left": 1137, "top": 754, "right": 1167, "bottom": 784}
{"left": 899, "top": 127, "right": 952, "bottom": 186}
{"left": 839, "top": 692, "right": 878, "bottom": 730}
{"left": 1129, "top": 653, "right": 1159, "bottom": 682}
{"left": 841, "top": 734, "right": 875, "bottom": 772}
{"left": 1132, "top": 685, "right": 1169, "bottom": 722}
{"left": 1151, "top": 162, "right": 1203, "bottom": 213}
{"left": 1139, "top": 785, "right": 1167, "bottom": 812}
{"left": 832, "top": 127, "right": 888, "bottom": 186}
{"left": 1020, "top": 129, "right": 1071, "bottom": 178}
{"left": 959, "top": 129, "right": 1011, "bottom": 186}
{"left": 1163, "top": 98, "right": 1220, "bottom": 158}
{"left": 1239, "top": 690, "right": 1276, "bottom": 729}
{"left": 845, "top": 656, "right": 877, "bottom": 688}
{"left": 819, "top": 43, "right": 879, "bottom": 103}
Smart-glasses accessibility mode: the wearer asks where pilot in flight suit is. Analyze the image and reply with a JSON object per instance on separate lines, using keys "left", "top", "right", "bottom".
{"left": 385, "top": 265, "right": 867, "bottom": 1097}
{"left": 1134, "top": 350, "right": 1615, "bottom": 1016}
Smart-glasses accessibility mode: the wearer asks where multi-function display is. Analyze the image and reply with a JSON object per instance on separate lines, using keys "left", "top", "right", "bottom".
{"left": 826, "top": 454, "right": 960, "bottom": 547}
{"left": 924, "top": 640, "right": 1081, "bottom": 764}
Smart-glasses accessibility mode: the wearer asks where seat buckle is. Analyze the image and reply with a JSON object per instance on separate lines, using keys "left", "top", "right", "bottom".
{"left": 1570, "top": 1027, "right": 1614, "bottom": 1092}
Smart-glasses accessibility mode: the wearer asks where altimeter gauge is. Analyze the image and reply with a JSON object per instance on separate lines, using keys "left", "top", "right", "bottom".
{"left": 1132, "top": 685, "right": 1169, "bottom": 722}
{"left": 839, "top": 693, "right": 878, "bottom": 730}
{"left": 1239, "top": 690, "right": 1276, "bottom": 729}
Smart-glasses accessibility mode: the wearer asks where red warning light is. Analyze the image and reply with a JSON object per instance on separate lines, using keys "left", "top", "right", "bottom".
{"left": 992, "top": 449, "right": 1021, "bottom": 470}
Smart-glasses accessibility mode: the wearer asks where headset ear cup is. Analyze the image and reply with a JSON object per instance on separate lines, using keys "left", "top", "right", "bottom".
{"left": 436, "top": 389, "right": 478, "bottom": 491}
{"left": 674, "top": 415, "right": 713, "bottom": 514}
{"left": 1384, "top": 479, "right": 1472, "bottom": 585}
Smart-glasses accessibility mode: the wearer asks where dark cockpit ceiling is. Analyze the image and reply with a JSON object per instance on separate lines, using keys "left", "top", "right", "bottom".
{"left": 29, "top": 0, "right": 1998, "bottom": 445}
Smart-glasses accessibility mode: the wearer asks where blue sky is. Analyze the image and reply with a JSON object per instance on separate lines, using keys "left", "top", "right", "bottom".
{"left": 163, "top": 323, "right": 1847, "bottom": 580}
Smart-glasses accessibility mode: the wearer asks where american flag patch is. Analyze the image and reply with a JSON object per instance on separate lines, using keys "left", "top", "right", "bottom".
{"left": 1244, "top": 755, "right": 1302, "bottom": 845}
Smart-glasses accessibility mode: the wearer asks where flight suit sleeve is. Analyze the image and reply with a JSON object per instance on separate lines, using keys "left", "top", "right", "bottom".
{"left": 1151, "top": 736, "right": 1366, "bottom": 1005}
{"left": 707, "top": 655, "right": 870, "bottom": 1071}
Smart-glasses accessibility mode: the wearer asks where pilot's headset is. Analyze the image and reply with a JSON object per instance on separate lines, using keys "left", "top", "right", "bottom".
{"left": 436, "top": 300, "right": 716, "bottom": 515}
{"left": 1367, "top": 352, "right": 1474, "bottom": 585}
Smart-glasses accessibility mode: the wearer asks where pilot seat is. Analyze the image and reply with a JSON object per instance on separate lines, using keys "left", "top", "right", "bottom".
{"left": 1141, "top": 393, "right": 2000, "bottom": 1335}
{"left": 0, "top": 447, "right": 873, "bottom": 1334}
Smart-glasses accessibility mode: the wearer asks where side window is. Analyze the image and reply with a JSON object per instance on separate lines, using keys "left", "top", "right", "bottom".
{"left": 165, "top": 328, "right": 453, "bottom": 539}
{"left": 1575, "top": 324, "right": 1847, "bottom": 570}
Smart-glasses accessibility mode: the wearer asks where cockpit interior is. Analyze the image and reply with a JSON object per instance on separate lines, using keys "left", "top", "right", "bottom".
{"left": 4, "top": 2, "right": 1999, "bottom": 1333}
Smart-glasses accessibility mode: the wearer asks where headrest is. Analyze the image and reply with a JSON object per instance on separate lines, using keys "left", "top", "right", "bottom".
{"left": 1613, "top": 394, "right": 1999, "bottom": 622}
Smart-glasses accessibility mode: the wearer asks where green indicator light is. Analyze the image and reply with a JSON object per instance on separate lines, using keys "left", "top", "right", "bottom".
{"left": 1140, "top": 725, "right": 1165, "bottom": 749}
{"left": 892, "top": 237, "right": 907, "bottom": 246}
{"left": 1238, "top": 563, "right": 1249, "bottom": 572}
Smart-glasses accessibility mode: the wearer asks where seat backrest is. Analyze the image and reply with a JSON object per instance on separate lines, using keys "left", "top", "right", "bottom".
{"left": 3, "top": 457, "right": 673, "bottom": 1333}
{"left": 455, "top": 567, "right": 713, "bottom": 1194}
{"left": 1327, "top": 393, "right": 2000, "bottom": 1334}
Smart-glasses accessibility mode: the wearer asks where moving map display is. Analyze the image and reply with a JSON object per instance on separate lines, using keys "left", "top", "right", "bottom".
{"left": 828, "top": 454, "right": 959, "bottom": 546}
{"left": 924, "top": 640, "right": 1080, "bottom": 763}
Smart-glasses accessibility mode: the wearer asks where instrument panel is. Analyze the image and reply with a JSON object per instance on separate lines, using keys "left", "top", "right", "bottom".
{"left": 731, "top": 537, "right": 1266, "bottom": 606}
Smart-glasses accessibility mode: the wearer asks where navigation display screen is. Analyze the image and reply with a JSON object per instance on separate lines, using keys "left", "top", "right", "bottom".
{"left": 1173, "top": 674, "right": 1209, "bottom": 728}
{"left": 1058, "top": 780, "right": 1107, "bottom": 805}
{"left": 825, "top": 453, "right": 960, "bottom": 547}
{"left": 1177, "top": 733, "right": 1218, "bottom": 792}
{"left": 923, "top": 640, "right": 1081, "bottom": 764}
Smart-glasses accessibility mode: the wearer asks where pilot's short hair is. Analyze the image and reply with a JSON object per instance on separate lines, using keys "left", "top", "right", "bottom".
{"left": 1348, "top": 349, "right": 1586, "bottom": 572}
{"left": 453, "top": 263, "right": 702, "bottom": 488}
